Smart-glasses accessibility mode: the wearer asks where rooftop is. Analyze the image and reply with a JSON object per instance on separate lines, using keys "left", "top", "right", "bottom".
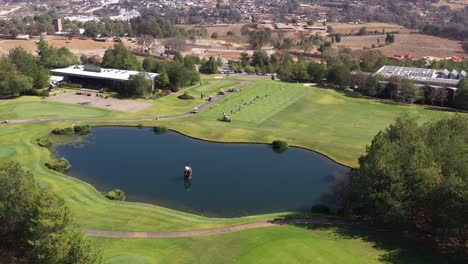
{"left": 375, "top": 65, "right": 462, "bottom": 88}
{"left": 51, "top": 65, "right": 158, "bottom": 81}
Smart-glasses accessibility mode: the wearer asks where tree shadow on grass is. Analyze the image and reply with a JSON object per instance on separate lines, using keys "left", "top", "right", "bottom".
{"left": 273, "top": 213, "right": 467, "bottom": 264}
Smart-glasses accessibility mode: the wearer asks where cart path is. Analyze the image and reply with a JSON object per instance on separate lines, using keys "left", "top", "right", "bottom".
{"left": 4, "top": 81, "right": 255, "bottom": 125}
{"left": 85, "top": 218, "right": 344, "bottom": 238}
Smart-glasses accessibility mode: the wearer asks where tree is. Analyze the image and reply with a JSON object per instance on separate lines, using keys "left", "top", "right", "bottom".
{"left": 463, "top": 41, "right": 468, "bottom": 53}
{"left": 385, "top": 33, "right": 395, "bottom": 44}
{"left": 454, "top": 80, "right": 468, "bottom": 110}
{"left": 123, "top": 73, "right": 153, "bottom": 97}
{"left": 399, "top": 79, "right": 422, "bottom": 104}
{"left": 199, "top": 56, "right": 219, "bottom": 74}
{"left": 251, "top": 49, "right": 269, "bottom": 68}
{"left": 211, "top": 32, "right": 219, "bottom": 39}
{"left": 155, "top": 72, "right": 170, "bottom": 88}
{"left": 34, "top": 67, "right": 50, "bottom": 90}
{"left": 335, "top": 33, "right": 342, "bottom": 43}
{"left": 327, "top": 64, "right": 351, "bottom": 88}
{"left": 248, "top": 28, "right": 272, "bottom": 49}
{"left": 1, "top": 74, "right": 33, "bottom": 96}
{"left": 345, "top": 115, "right": 468, "bottom": 242}
{"left": 427, "top": 87, "right": 448, "bottom": 106}
{"left": 0, "top": 162, "right": 102, "bottom": 264}
{"left": 37, "top": 38, "right": 77, "bottom": 69}
{"left": 101, "top": 43, "right": 141, "bottom": 70}
{"left": 307, "top": 62, "right": 327, "bottom": 83}
{"left": 357, "top": 27, "right": 367, "bottom": 35}
{"left": 240, "top": 52, "right": 250, "bottom": 68}
{"left": 291, "top": 59, "right": 309, "bottom": 82}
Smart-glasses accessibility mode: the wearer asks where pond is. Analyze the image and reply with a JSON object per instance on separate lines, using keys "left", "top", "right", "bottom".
{"left": 54, "top": 127, "right": 350, "bottom": 217}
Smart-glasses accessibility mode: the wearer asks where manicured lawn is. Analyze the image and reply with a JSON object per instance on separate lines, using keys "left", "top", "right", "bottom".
{"left": 160, "top": 80, "right": 459, "bottom": 167}
{"left": 91, "top": 225, "right": 457, "bottom": 264}
{"left": 190, "top": 79, "right": 241, "bottom": 96}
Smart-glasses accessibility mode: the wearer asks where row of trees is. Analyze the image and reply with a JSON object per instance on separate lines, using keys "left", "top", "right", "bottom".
{"left": 327, "top": 115, "right": 467, "bottom": 244}
{"left": 228, "top": 49, "right": 468, "bottom": 109}
{"left": 0, "top": 162, "right": 102, "bottom": 263}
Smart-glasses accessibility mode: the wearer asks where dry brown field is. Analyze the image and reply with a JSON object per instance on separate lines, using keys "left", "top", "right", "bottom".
{"left": 329, "top": 22, "right": 411, "bottom": 34}
{"left": 0, "top": 36, "right": 136, "bottom": 57}
{"left": 336, "top": 33, "right": 467, "bottom": 58}
{"left": 432, "top": 0, "right": 468, "bottom": 10}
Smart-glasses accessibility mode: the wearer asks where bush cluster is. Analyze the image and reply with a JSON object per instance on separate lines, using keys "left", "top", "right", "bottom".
{"left": 272, "top": 140, "right": 288, "bottom": 153}
{"left": 73, "top": 124, "right": 91, "bottom": 135}
{"left": 45, "top": 158, "right": 71, "bottom": 172}
{"left": 153, "top": 125, "right": 168, "bottom": 135}
{"left": 178, "top": 92, "right": 195, "bottom": 100}
{"left": 52, "top": 124, "right": 91, "bottom": 135}
{"left": 36, "top": 138, "right": 52, "bottom": 148}
{"left": 170, "top": 86, "right": 179, "bottom": 93}
{"left": 52, "top": 127, "right": 74, "bottom": 135}
{"left": 105, "top": 189, "right": 126, "bottom": 201}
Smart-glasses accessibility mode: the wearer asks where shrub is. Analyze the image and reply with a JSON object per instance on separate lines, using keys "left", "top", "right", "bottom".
{"left": 170, "top": 86, "right": 179, "bottom": 93}
{"left": 311, "top": 204, "right": 331, "bottom": 214}
{"left": 45, "top": 158, "right": 71, "bottom": 172}
{"left": 178, "top": 92, "right": 195, "bottom": 100}
{"left": 36, "top": 138, "right": 52, "bottom": 148}
{"left": 105, "top": 189, "right": 126, "bottom": 201}
{"left": 73, "top": 124, "right": 91, "bottom": 135}
{"left": 272, "top": 139, "right": 288, "bottom": 153}
{"left": 52, "top": 127, "right": 74, "bottom": 135}
{"left": 153, "top": 125, "right": 168, "bottom": 134}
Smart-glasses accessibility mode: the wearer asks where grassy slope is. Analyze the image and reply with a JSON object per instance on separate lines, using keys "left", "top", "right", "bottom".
{"left": 160, "top": 80, "right": 456, "bottom": 167}
{"left": 0, "top": 77, "right": 464, "bottom": 263}
{"left": 92, "top": 225, "right": 456, "bottom": 264}
{"left": 91, "top": 227, "right": 384, "bottom": 264}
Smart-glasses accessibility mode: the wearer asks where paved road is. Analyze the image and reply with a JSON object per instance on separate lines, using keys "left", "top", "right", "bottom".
{"left": 85, "top": 218, "right": 343, "bottom": 238}
{"left": 3, "top": 81, "right": 254, "bottom": 125}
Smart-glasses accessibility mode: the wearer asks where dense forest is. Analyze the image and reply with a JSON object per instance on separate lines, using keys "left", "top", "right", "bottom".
{"left": 326, "top": 114, "right": 467, "bottom": 248}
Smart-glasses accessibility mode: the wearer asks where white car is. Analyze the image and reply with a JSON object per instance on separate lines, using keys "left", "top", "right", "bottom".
{"left": 191, "top": 107, "right": 199, "bottom": 114}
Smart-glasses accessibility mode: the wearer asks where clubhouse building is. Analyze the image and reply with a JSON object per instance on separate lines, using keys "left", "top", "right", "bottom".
{"left": 50, "top": 65, "right": 158, "bottom": 90}
{"left": 375, "top": 65, "right": 465, "bottom": 90}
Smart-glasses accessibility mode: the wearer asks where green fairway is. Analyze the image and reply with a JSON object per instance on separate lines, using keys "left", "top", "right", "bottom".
{"left": 190, "top": 79, "right": 241, "bottom": 96}
{"left": 200, "top": 81, "right": 308, "bottom": 124}
{"left": 160, "top": 79, "right": 459, "bottom": 167}
{"left": 91, "top": 225, "right": 456, "bottom": 264}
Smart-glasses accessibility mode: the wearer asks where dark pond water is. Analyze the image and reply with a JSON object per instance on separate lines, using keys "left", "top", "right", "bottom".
{"left": 54, "top": 127, "right": 349, "bottom": 217}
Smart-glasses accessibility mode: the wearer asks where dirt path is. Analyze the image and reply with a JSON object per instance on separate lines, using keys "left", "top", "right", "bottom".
{"left": 3, "top": 81, "right": 254, "bottom": 125}
{"left": 85, "top": 218, "right": 343, "bottom": 238}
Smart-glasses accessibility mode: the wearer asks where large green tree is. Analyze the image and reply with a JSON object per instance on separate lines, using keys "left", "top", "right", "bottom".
{"left": 0, "top": 162, "right": 102, "bottom": 263}
{"left": 101, "top": 43, "right": 141, "bottom": 70}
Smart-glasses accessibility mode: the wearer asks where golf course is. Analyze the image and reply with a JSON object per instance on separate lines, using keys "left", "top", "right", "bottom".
{"left": 0, "top": 76, "right": 463, "bottom": 263}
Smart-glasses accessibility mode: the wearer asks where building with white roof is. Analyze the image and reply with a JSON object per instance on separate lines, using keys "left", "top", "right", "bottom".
{"left": 51, "top": 65, "right": 158, "bottom": 90}
{"left": 375, "top": 65, "right": 464, "bottom": 90}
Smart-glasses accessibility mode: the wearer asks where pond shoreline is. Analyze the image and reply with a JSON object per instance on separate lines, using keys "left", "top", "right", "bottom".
{"left": 53, "top": 126, "right": 350, "bottom": 217}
